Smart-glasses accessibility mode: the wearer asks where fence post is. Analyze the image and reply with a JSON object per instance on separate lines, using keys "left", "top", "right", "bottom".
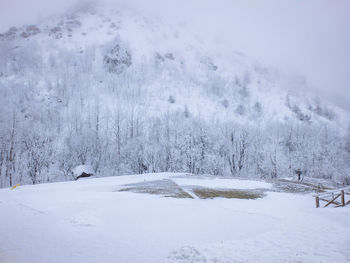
{"left": 341, "top": 190, "right": 345, "bottom": 206}
{"left": 315, "top": 196, "right": 320, "bottom": 208}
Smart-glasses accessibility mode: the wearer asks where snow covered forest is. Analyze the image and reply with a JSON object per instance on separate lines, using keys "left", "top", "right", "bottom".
{"left": 0, "top": 3, "right": 350, "bottom": 188}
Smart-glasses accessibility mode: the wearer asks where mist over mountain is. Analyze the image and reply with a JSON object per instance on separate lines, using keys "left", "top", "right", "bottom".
{"left": 1, "top": 0, "right": 349, "bottom": 111}
{"left": 0, "top": 0, "right": 350, "bottom": 187}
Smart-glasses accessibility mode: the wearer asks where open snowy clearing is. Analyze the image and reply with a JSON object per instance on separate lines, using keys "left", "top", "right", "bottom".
{"left": 0, "top": 173, "right": 349, "bottom": 263}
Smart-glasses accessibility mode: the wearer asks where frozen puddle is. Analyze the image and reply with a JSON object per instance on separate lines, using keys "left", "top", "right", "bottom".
{"left": 118, "top": 178, "right": 266, "bottom": 200}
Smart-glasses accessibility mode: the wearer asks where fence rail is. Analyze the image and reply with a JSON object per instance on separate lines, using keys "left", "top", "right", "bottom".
{"left": 315, "top": 188, "right": 350, "bottom": 208}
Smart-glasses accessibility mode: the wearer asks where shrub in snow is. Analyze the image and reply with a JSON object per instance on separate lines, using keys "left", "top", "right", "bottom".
{"left": 238, "top": 86, "right": 249, "bottom": 98}
{"left": 253, "top": 102, "right": 262, "bottom": 113}
{"left": 235, "top": 104, "right": 246, "bottom": 116}
{"left": 2, "top": 27, "right": 18, "bottom": 39}
{"left": 155, "top": 53, "right": 165, "bottom": 63}
{"left": 104, "top": 44, "right": 132, "bottom": 74}
{"left": 286, "top": 97, "right": 311, "bottom": 122}
{"left": 200, "top": 56, "right": 218, "bottom": 71}
{"left": 291, "top": 105, "right": 311, "bottom": 122}
{"left": 50, "top": 27, "right": 63, "bottom": 39}
{"left": 168, "top": 96, "right": 176, "bottom": 104}
{"left": 221, "top": 99, "right": 229, "bottom": 108}
{"left": 20, "top": 25, "right": 41, "bottom": 38}
{"left": 309, "top": 101, "right": 336, "bottom": 121}
{"left": 164, "top": 53, "right": 175, "bottom": 60}
{"left": 184, "top": 106, "right": 190, "bottom": 118}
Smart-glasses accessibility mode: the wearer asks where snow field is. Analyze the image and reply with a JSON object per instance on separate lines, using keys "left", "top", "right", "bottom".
{"left": 0, "top": 173, "right": 349, "bottom": 263}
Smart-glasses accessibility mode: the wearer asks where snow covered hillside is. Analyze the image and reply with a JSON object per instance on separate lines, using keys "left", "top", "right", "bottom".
{"left": 0, "top": 173, "right": 349, "bottom": 263}
{"left": 0, "top": 3, "right": 347, "bottom": 126}
{"left": 0, "top": 1, "right": 350, "bottom": 187}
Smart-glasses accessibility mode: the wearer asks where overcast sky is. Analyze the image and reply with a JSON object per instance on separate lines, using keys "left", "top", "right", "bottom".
{"left": 1, "top": 0, "right": 349, "bottom": 111}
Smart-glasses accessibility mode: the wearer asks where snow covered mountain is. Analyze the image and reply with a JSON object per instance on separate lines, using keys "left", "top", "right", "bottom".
{"left": 0, "top": 2, "right": 349, "bottom": 187}
{"left": 0, "top": 3, "right": 348, "bottom": 126}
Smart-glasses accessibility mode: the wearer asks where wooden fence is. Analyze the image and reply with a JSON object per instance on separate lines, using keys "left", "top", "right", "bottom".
{"left": 315, "top": 188, "right": 350, "bottom": 208}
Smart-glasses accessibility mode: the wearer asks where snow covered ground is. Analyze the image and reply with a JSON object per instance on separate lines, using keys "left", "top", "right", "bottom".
{"left": 0, "top": 173, "right": 349, "bottom": 263}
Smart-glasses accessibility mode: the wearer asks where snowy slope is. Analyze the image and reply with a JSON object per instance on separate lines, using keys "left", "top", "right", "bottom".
{"left": 0, "top": 173, "right": 349, "bottom": 263}
{"left": 0, "top": 2, "right": 348, "bottom": 130}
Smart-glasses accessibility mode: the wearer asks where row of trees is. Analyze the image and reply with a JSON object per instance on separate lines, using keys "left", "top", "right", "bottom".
{"left": 0, "top": 37, "right": 349, "bottom": 187}
{"left": 1, "top": 99, "right": 349, "bottom": 187}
